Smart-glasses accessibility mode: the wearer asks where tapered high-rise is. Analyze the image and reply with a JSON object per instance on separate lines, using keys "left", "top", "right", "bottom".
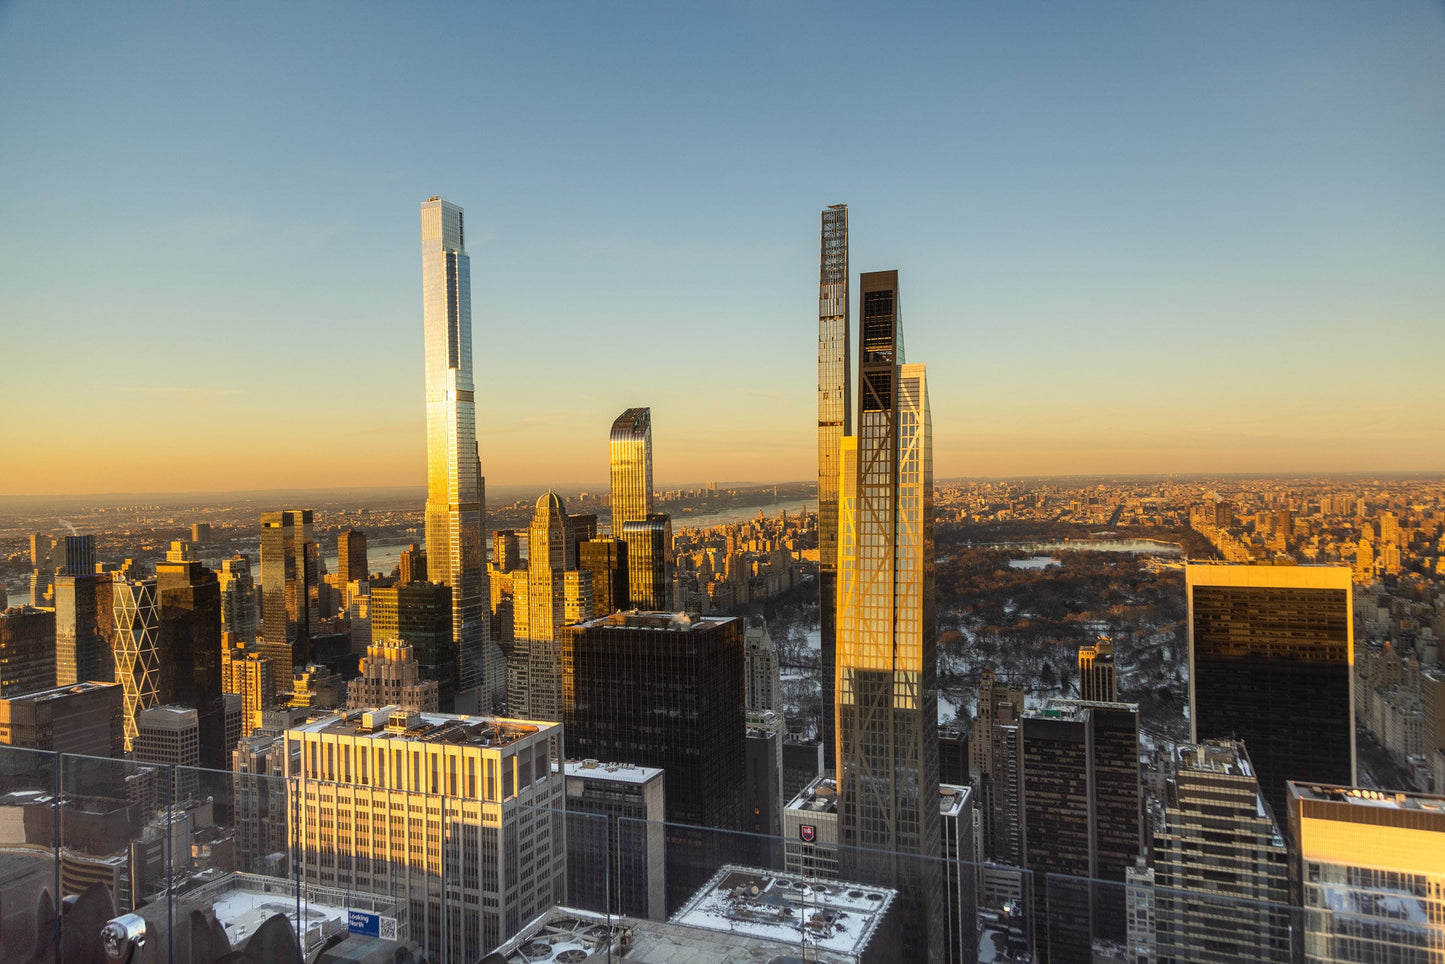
{"left": 818, "top": 204, "right": 849, "bottom": 761}
{"left": 835, "top": 270, "right": 943, "bottom": 961}
{"left": 421, "top": 196, "right": 491, "bottom": 710}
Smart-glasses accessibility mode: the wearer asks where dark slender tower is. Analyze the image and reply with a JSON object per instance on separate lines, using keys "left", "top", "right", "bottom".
{"left": 835, "top": 269, "right": 943, "bottom": 961}
{"left": 817, "top": 204, "right": 849, "bottom": 759}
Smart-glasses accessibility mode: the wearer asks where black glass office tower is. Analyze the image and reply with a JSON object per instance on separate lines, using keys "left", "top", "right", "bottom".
{"left": 562, "top": 612, "right": 745, "bottom": 914}
{"left": 1186, "top": 562, "right": 1355, "bottom": 822}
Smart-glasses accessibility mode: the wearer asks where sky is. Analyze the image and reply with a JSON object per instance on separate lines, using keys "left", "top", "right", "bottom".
{"left": 2, "top": 2, "right": 1442, "bottom": 495}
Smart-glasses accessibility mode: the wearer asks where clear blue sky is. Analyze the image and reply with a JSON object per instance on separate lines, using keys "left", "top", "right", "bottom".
{"left": 3, "top": 2, "right": 1442, "bottom": 494}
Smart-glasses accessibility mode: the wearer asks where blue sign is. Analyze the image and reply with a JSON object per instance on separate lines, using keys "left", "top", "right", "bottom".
{"left": 348, "top": 910, "right": 398, "bottom": 940}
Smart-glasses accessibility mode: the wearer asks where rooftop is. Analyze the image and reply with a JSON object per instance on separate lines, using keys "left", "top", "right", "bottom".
{"left": 787, "top": 776, "right": 837, "bottom": 814}
{"left": 1175, "top": 740, "right": 1255, "bottom": 778}
{"left": 671, "top": 864, "right": 895, "bottom": 958}
{"left": 563, "top": 759, "right": 662, "bottom": 784}
{"left": 0, "top": 682, "right": 120, "bottom": 704}
{"left": 940, "top": 783, "right": 973, "bottom": 818}
{"left": 1290, "top": 782, "right": 1445, "bottom": 814}
{"left": 498, "top": 904, "right": 884, "bottom": 964}
{"left": 290, "top": 709, "right": 555, "bottom": 748}
{"left": 573, "top": 610, "right": 738, "bottom": 633}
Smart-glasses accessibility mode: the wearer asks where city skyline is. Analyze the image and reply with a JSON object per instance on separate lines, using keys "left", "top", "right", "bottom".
{"left": 2, "top": 4, "right": 1441, "bottom": 496}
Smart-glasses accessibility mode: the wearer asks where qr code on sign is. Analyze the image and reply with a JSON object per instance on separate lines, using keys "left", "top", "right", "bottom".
{"left": 380, "top": 918, "right": 397, "bottom": 941}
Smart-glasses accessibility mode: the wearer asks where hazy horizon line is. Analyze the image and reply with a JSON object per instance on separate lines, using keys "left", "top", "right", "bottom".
{"left": 5, "top": 469, "right": 1444, "bottom": 504}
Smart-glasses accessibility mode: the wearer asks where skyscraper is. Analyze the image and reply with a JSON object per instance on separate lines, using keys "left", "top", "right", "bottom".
{"left": 563, "top": 611, "right": 746, "bottom": 912}
{"left": 55, "top": 535, "right": 113, "bottom": 685}
{"left": 156, "top": 558, "right": 226, "bottom": 769}
{"left": 622, "top": 515, "right": 671, "bottom": 611}
{"left": 259, "top": 509, "right": 319, "bottom": 677}
{"left": 421, "top": 196, "right": 492, "bottom": 711}
{"left": 287, "top": 710, "right": 564, "bottom": 960}
{"left": 1151, "top": 741, "right": 1292, "bottom": 962}
{"left": 1077, "top": 639, "right": 1117, "bottom": 702}
{"left": 509, "top": 491, "right": 591, "bottom": 721}
{"left": 1187, "top": 562, "right": 1356, "bottom": 820}
{"left": 578, "top": 538, "right": 627, "bottom": 617}
{"left": 112, "top": 577, "right": 160, "bottom": 751}
{"left": 835, "top": 269, "right": 944, "bottom": 961}
{"left": 1020, "top": 700, "right": 1141, "bottom": 961}
{"left": 370, "top": 580, "right": 457, "bottom": 712}
{"left": 1287, "top": 781, "right": 1445, "bottom": 961}
{"left": 818, "top": 203, "right": 850, "bottom": 762}
{"left": 217, "top": 554, "right": 257, "bottom": 644}
{"left": 0, "top": 606, "right": 56, "bottom": 697}
{"left": 609, "top": 407, "right": 653, "bottom": 533}
{"left": 336, "top": 528, "right": 368, "bottom": 585}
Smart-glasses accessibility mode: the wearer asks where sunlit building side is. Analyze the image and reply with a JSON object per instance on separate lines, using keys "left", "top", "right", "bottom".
{"left": 835, "top": 269, "right": 943, "bottom": 961}
{"left": 420, "top": 196, "right": 493, "bottom": 711}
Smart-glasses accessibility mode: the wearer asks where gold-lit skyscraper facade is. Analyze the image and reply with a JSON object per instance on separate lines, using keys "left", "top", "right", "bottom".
{"left": 818, "top": 203, "right": 849, "bottom": 762}
{"left": 609, "top": 407, "right": 653, "bottom": 534}
{"left": 1288, "top": 782, "right": 1445, "bottom": 962}
{"left": 835, "top": 269, "right": 942, "bottom": 961}
{"left": 421, "top": 196, "right": 491, "bottom": 710}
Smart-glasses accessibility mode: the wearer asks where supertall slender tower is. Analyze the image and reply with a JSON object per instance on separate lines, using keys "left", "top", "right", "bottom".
{"left": 835, "top": 269, "right": 943, "bottom": 961}
{"left": 817, "top": 204, "right": 850, "bottom": 760}
{"left": 421, "top": 196, "right": 491, "bottom": 711}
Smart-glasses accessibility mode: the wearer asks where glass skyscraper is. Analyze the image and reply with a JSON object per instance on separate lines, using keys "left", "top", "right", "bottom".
{"left": 1186, "top": 562, "right": 1356, "bottom": 821}
{"left": 818, "top": 204, "right": 849, "bottom": 762}
{"left": 609, "top": 407, "right": 653, "bottom": 533}
{"left": 420, "top": 196, "right": 491, "bottom": 710}
{"left": 835, "top": 269, "right": 943, "bottom": 961}
{"left": 259, "top": 508, "right": 318, "bottom": 683}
